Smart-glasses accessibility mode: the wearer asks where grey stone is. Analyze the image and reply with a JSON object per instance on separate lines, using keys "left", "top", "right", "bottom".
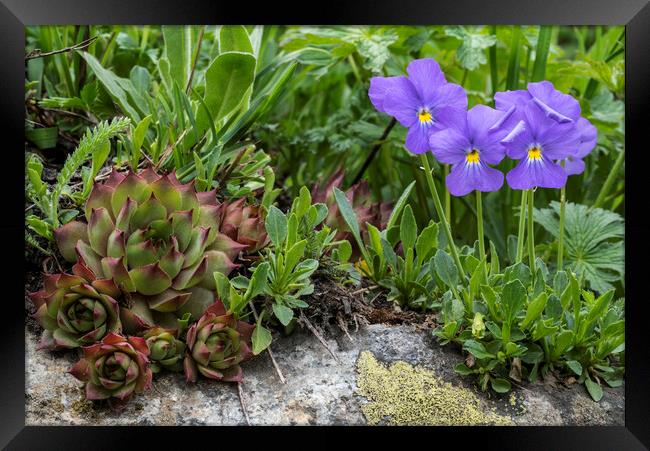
{"left": 25, "top": 324, "right": 623, "bottom": 425}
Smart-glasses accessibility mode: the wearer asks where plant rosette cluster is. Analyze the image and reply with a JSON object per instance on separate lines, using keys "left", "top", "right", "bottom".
{"left": 69, "top": 332, "right": 153, "bottom": 411}
{"left": 52, "top": 167, "right": 268, "bottom": 332}
{"left": 143, "top": 326, "right": 186, "bottom": 373}
{"left": 29, "top": 262, "right": 122, "bottom": 350}
{"left": 183, "top": 300, "right": 254, "bottom": 383}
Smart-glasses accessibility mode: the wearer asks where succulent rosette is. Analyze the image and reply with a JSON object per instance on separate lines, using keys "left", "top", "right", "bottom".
{"left": 28, "top": 262, "right": 122, "bottom": 350}
{"left": 311, "top": 169, "right": 391, "bottom": 245}
{"left": 142, "top": 327, "right": 185, "bottom": 373}
{"left": 183, "top": 300, "right": 254, "bottom": 383}
{"left": 69, "top": 332, "right": 152, "bottom": 410}
{"left": 53, "top": 168, "right": 266, "bottom": 330}
{"left": 217, "top": 198, "right": 269, "bottom": 257}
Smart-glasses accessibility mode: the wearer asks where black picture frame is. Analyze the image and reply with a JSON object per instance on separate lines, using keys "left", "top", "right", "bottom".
{"left": 3, "top": 1, "right": 649, "bottom": 448}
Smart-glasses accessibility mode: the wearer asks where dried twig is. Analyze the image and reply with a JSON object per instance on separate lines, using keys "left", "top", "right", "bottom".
{"left": 186, "top": 26, "right": 206, "bottom": 94}
{"left": 26, "top": 36, "right": 98, "bottom": 60}
{"left": 237, "top": 382, "right": 251, "bottom": 425}
{"left": 299, "top": 311, "right": 340, "bottom": 364}
{"left": 336, "top": 314, "right": 354, "bottom": 342}
{"left": 247, "top": 301, "right": 286, "bottom": 384}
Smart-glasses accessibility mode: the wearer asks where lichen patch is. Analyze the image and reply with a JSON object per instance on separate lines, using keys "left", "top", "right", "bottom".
{"left": 355, "top": 351, "right": 513, "bottom": 426}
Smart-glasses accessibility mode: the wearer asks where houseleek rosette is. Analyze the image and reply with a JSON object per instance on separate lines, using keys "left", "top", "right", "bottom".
{"left": 29, "top": 262, "right": 122, "bottom": 350}
{"left": 69, "top": 332, "right": 152, "bottom": 410}
{"left": 183, "top": 300, "right": 254, "bottom": 383}
{"left": 53, "top": 167, "right": 267, "bottom": 330}
{"left": 142, "top": 326, "right": 185, "bottom": 373}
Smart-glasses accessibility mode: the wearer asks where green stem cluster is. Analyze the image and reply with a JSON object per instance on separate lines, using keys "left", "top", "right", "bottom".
{"left": 557, "top": 185, "right": 566, "bottom": 270}
{"left": 527, "top": 189, "right": 536, "bottom": 275}
{"left": 476, "top": 190, "right": 487, "bottom": 277}
{"left": 420, "top": 154, "right": 466, "bottom": 280}
{"left": 516, "top": 191, "right": 527, "bottom": 263}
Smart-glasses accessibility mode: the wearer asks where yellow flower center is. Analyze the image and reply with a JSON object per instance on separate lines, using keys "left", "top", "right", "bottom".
{"left": 418, "top": 109, "right": 432, "bottom": 124}
{"left": 528, "top": 147, "right": 542, "bottom": 160}
{"left": 466, "top": 149, "right": 480, "bottom": 164}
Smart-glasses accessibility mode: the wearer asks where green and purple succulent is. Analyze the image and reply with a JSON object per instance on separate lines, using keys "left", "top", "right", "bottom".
{"left": 142, "top": 326, "right": 186, "bottom": 373}
{"left": 53, "top": 167, "right": 267, "bottom": 331}
{"left": 183, "top": 300, "right": 254, "bottom": 383}
{"left": 69, "top": 332, "right": 152, "bottom": 410}
{"left": 29, "top": 262, "right": 122, "bottom": 350}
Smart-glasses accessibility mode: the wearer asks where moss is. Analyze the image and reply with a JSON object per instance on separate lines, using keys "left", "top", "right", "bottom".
{"left": 355, "top": 351, "right": 513, "bottom": 426}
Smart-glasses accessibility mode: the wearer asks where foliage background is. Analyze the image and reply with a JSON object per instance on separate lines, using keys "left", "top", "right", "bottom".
{"left": 25, "top": 25, "right": 625, "bottom": 293}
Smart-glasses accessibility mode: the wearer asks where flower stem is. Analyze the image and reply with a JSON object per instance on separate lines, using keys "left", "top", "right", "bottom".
{"left": 516, "top": 190, "right": 527, "bottom": 263}
{"left": 593, "top": 148, "right": 625, "bottom": 210}
{"left": 527, "top": 189, "right": 536, "bottom": 275}
{"left": 557, "top": 185, "right": 566, "bottom": 271}
{"left": 420, "top": 154, "right": 466, "bottom": 279}
{"left": 444, "top": 164, "right": 451, "bottom": 222}
{"left": 476, "top": 190, "right": 487, "bottom": 277}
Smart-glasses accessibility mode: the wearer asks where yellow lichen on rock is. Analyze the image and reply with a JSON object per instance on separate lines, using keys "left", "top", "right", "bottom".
{"left": 355, "top": 351, "right": 513, "bottom": 426}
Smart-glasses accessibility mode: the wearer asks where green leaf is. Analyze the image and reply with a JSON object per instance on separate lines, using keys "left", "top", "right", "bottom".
{"left": 386, "top": 181, "right": 416, "bottom": 229}
{"left": 566, "top": 360, "right": 583, "bottom": 376}
{"left": 463, "top": 339, "right": 495, "bottom": 360}
{"left": 489, "top": 241, "right": 500, "bottom": 276}
{"left": 434, "top": 250, "right": 458, "bottom": 289}
{"left": 501, "top": 280, "right": 527, "bottom": 323}
{"left": 197, "top": 52, "right": 256, "bottom": 131}
{"left": 284, "top": 239, "right": 307, "bottom": 273}
{"left": 295, "top": 186, "right": 312, "bottom": 218}
{"left": 132, "top": 115, "right": 152, "bottom": 152}
{"left": 445, "top": 26, "right": 497, "bottom": 70}
{"left": 400, "top": 205, "right": 417, "bottom": 250}
{"left": 272, "top": 303, "right": 294, "bottom": 326}
{"left": 454, "top": 363, "right": 474, "bottom": 376}
{"left": 585, "top": 378, "right": 603, "bottom": 402}
{"left": 245, "top": 262, "right": 269, "bottom": 301}
{"left": 214, "top": 272, "right": 231, "bottom": 305}
{"left": 416, "top": 221, "right": 438, "bottom": 265}
{"left": 265, "top": 206, "right": 288, "bottom": 247}
{"left": 26, "top": 127, "right": 58, "bottom": 150}
{"left": 252, "top": 323, "right": 272, "bottom": 355}
{"left": 162, "top": 26, "right": 193, "bottom": 90}
{"left": 219, "top": 25, "right": 254, "bottom": 54}
{"left": 333, "top": 187, "right": 368, "bottom": 260}
{"left": 81, "top": 52, "right": 142, "bottom": 121}
{"left": 520, "top": 292, "right": 548, "bottom": 329}
{"left": 337, "top": 240, "right": 352, "bottom": 264}
{"left": 490, "top": 377, "right": 512, "bottom": 393}
{"left": 469, "top": 258, "right": 486, "bottom": 300}
{"left": 534, "top": 202, "right": 624, "bottom": 293}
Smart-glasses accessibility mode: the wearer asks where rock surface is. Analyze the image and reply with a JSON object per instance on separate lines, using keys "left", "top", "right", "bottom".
{"left": 25, "top": 324, "right": 624, "bottom": 426}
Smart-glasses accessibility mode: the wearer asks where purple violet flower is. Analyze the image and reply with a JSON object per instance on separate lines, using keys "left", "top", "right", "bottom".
{"left": 501, "top": 100, "right": 582, "bottom": 190}
{"left": 428, "top": 105, "right": 508, "bottom": 197}
{"left": 560, "top": 117, "right": 598, "bottom": 175}
{"left": 369, "top": 58, "right": 467, "bottom": 154}
{"left": 494, "top": 80, "right": 597, "bottom": 176}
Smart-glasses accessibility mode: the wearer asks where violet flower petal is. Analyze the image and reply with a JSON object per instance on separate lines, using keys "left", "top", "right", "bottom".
{"left": 446, "top": 161, "right": 504, "bottom": 197}
{"left": 406, "top": 58, "right": 447, "bottom": 101}
{"left": 506, "top": 154, "right": 568, "bottom": 190}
